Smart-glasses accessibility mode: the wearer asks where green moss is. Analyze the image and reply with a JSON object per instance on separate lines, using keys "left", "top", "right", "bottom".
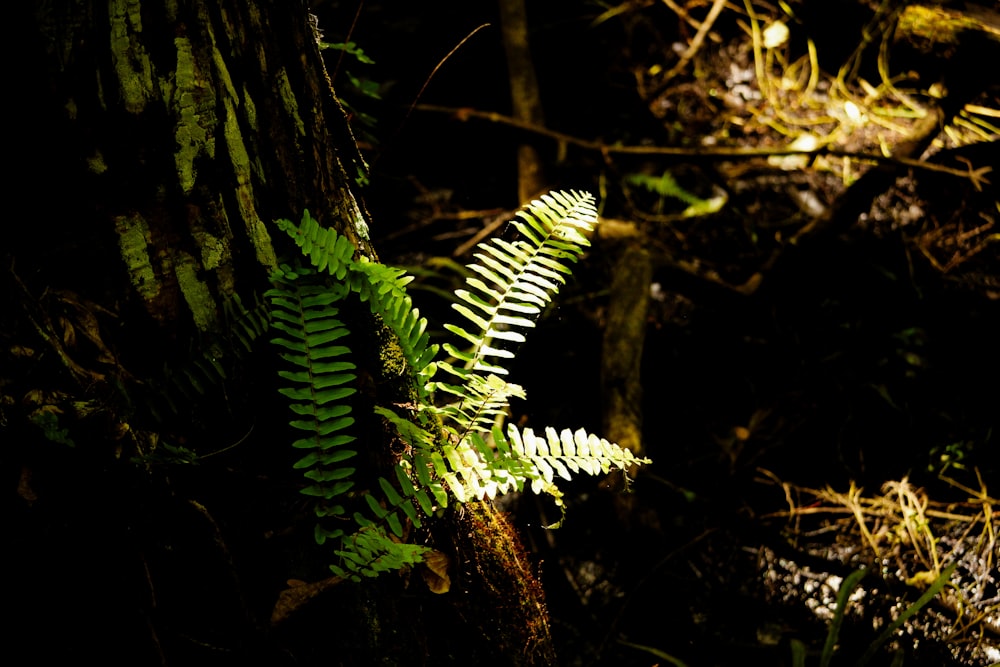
{"left": 174, "top": 251, "right": 218, "bottom": 332}
{"left": 87, "top": 150, "right": 108, "bottom": 175}
{"left": 173, "top": 37, "right": 212, "bottom": 193}
{"left": 191, "top": 228, "right": 228, "bottom": 271}
{"left": 211, "top": 43, "right": 237, "bottom": 101}
{"left": 243, "top": 84, "right": 258, "bottom": 131}
{"left": 223, "top": 97, "right": 251, "bottom": 175}
{"left": 114, "top": 213, "right": 160, "bottom": 303}
{"left": 275, "top": 67, "right": 306, "bottom": 138}
{"left": 378, "top": 335, "right": 408, "bottom": 380}
{"left": 223, "top": 96, "right": 278, "bottom": 271}
{"left": 108, "top": 0, "right": 155, "bottom": 113}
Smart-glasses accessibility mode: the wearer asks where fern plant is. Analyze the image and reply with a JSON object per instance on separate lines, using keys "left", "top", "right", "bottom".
{"left": 268, "top": 191, "right": 651, "bottom": 582}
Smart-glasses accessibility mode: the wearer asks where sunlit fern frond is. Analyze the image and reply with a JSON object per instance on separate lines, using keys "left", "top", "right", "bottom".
{"left": 502, "top": 424, "right": 651, "bottom": 526}
{"left": 430, "top": 371, "right": 525, "bottom": 440}
{"left": 505, "top": 425, "right": 650, "bottom": 484}
{"left": 441, "top": 190, "right": 597, "bottom": 379}
{"left": 391, "top": 420, "right": 651, "bottom": 520}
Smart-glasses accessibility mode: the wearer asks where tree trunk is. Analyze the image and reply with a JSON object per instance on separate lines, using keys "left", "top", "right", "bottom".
{"left": 5, "top": 2, "right": 553, "bottom": 664}
{"left": 499, "top": 0, "right": 547, "bottom": 202}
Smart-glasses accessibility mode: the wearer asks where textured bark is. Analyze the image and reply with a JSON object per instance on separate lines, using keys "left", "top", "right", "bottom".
{"left": 601, "top": 241, "right": 653, "bottom": 460}
{"left": 6, "top": 2, "right": 554, "bottom": 664}
{"left": 498, "top": 0, "right": 547, "bottom": 202}
{"left": 19, "top": 0, "right": 372, "bottom": 340}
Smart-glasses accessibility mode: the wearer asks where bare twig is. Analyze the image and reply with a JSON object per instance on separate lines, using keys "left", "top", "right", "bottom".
{"left": 659, "top": 0, "right": 728, "bottom": 85}
{"left": 415, "top": 104, "right": 992, "bottom": 186}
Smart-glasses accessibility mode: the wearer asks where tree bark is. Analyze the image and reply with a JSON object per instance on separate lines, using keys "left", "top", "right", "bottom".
{"left": 6, "top": 2, "right": 554, "bottom": 664}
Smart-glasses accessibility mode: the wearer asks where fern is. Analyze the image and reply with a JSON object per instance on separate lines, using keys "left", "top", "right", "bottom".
{"left": 266, "top": 267, "right": 358, "bottom": 544}
{"left": 624, "top": 170, "right": 727, "bottom": 217}
{"left": 347, "top": 259, "right": 438, "bottom": 397}
{"left": 441, "top": 189, "right": 598, "bottom": 379}
{"left": 277, "top": 211, "right": 438, "bottom": 399}
{"left": 330, "top": 526, "right": 430, "bottom": 583}
{"left": 269, "top": 191, "right": 651, "bottom": 583}
{"left": 431, "top": 373, "right": 526, "bottom": 441}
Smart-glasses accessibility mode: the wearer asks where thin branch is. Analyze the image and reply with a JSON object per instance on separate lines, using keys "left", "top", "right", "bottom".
{"left": 415, "top": 104, "right": 993, "bottom": 187}
{"left": 659, "top": 0, "right": 728, "bottom": 86}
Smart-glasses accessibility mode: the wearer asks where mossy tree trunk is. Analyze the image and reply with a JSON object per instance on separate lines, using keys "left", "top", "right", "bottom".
{"left": 5, "top": 2, "right": 554, "bottom": 664}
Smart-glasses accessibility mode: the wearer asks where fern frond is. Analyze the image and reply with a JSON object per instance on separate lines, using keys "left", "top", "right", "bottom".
{"left": 276, "top": 213, "right": 438, "bottom": 398}
{"left": 505, "top": 425, "right": 650, "bottom": 486}
{"left": 266, "top": 273, "right": 358, "bottom": 543}
{"left": 430, "top": 371, "right": 525, "bottom": 439}
{"left": 353, "top": 477, "right": 421, "bottom": 537}
{"left": 442, "top": 190, "right": 597, "bottom": 378}
{"left": 270, "top": 192, "right": 651, "bottom": 582}
{"left": 424, "top": 423, "right": 649, "bottom": 520}
{"left": 374, "top": 406, "right": 449, "bottom": 510}
{"left": 222, "top": 292, "right": 271, "bottom": 353}
{"left": 276, "top": 210, "right": 355, "bottom": 279}
{"left": 346, "top": 259, "right": 439, "bottom": 396}
{"left": 330, "top": 526, "right": 431, "bottom": 583}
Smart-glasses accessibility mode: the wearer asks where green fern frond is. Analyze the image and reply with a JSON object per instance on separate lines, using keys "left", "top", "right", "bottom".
{"left": 374, "top": 406, "right": 449, "bottom": 509}
{"left": 346, "top": 259, "right": 439, "bottom": 396}
{"left": 222, "top": 292, "right": 271, "bottom": 353}
{"left": 275, "top": 213, "right": 438, "bottom": 397}
{"left": 442, "top": 190, "right": 598, "bottom": 378}
{"left": 276, "top": 210, "right": 355, "bottom": 280}
{"left": 353, "top": 478, "right": 420, "bottom": 538}
{"left": 330, "top": 525, "right": 431, "bottom": 583}
{"left": 266, "top": 272, "right": 358, "bottom": 543}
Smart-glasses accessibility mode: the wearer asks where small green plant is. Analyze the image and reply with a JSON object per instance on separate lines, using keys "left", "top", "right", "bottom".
{"left": 788, "top": 563, "right": 958, "bottom": 666}
{"left": 266, "top": 190, "right": 651, "bottom": 582}
{"left": 624, "top": 170, "right": 727, "bottom": 217}
{"left": 28, "top": 409, "right": 75, "bottom": 447}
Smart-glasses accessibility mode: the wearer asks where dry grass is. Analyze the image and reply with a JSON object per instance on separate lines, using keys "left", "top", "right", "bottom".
{"left": 759, "top": 468, "right": 999, "bottom": 660}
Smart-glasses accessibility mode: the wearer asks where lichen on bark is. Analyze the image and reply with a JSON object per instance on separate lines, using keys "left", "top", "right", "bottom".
{"left": 114, "top": 212, "right": 161, "bottom": 305}
{"left": 172, "top": 36, "right": 214, "bottom": 193}
{"left": 221, "top": 93, "right": 278, "bottom": 271}
{"left": 173, "top": 250, "right": 218, "bottom": 332}
{"left": 108, "top": 0, "right": 156, "bottom": 113}
{"left": 275, "top": 67, "right": 306, "bottom": 139}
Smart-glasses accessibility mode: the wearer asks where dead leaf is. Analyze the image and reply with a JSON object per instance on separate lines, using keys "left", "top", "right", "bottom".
{"left": 17, "top": 466, "right": 38, "bottom": 505}
{"left": 270, "top": 575, "right": 344, "bottom": 626}
{"left": 420, "top": 549, "right": 451, "bottom": 594}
